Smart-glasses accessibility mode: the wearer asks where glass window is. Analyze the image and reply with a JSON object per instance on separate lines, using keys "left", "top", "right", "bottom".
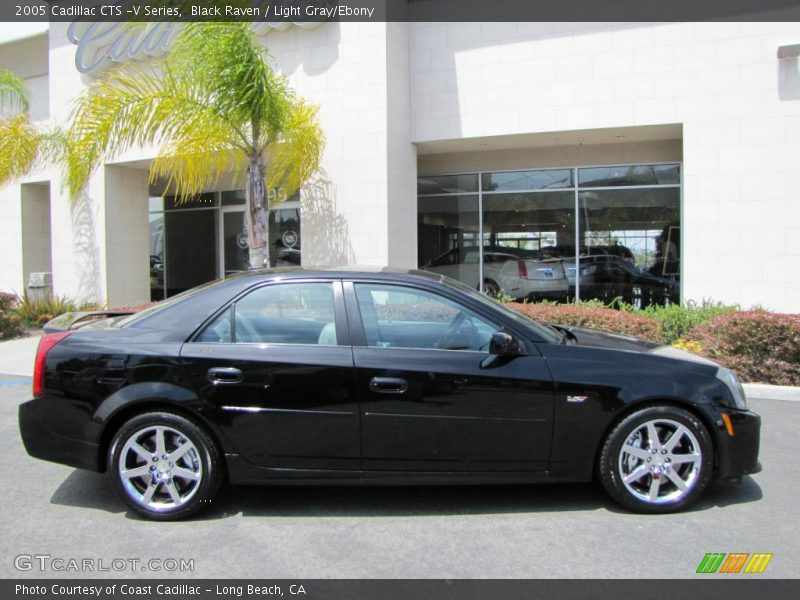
{"left": 417, "top": 174, "right": 479, "bottom": 195}
{"left": 481, "top": 191, "right": 575, "bottom": 301}
{"left": 578, "top": 187, "right": 680, "bottom": 307}
{"left": 221, "top": 189, "right": 246, "bottom": 206}
{"left": 355, "top": 284, "right": 497, "bottom": 351}
{"left": 196, "top": 308, "right": 232, "bottom": 343}
{"left": 269, "top": 206, "right": 301, "bottom": 267}
{"left": 418, "top": 194, "right": 480, "bottom": 288}
{"left": 163, "top": 192, "right": 218, "bottom": 210}
{"left": 578, "top": 164, "right": 680, "bottom": 188}
{"left": 482, "top": 169, "right": 572, "bottom": 192}
{"left": 234, "top": 283, "right": 337, "bottom": 345}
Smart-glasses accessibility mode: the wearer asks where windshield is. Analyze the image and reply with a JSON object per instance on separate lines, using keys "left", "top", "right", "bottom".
{"left": 442, "top": 277, "right": 562, "bottom": 344}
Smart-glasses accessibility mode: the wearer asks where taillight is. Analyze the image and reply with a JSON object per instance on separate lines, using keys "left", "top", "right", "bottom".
{"left": 33, "top": 331, "right": 71, "bottom": 397}
{"left": 517, "top": 260, "right": 528, "bottom": 279}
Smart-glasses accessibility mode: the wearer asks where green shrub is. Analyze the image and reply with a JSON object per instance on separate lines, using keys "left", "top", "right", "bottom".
{"left": 0, "top": 292, "right": 24, "bottom": 340}
{"left": 642, "top": 300, "right": 739, "bottom": 344}
{"left": 688, "top": 310, "right": 800, "bottom": 385}
{"left": 12, "top": 290, "right": 102, "bottom": 327}
{"left": 506, "top": 302, "right": 662, "bottom": 343}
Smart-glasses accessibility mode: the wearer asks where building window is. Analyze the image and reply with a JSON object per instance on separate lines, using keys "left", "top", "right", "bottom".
{"left": 418, "top": 164, "right": 681, "bottom": 308}
{"left": 149, "top": 191, "right": 301, "bottom": 300}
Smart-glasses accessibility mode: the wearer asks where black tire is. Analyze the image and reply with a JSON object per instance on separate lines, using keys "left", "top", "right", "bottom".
{"left": 108, "top": 411, "right": 222, "bottom": 520}
{"left": 598, "top": 405, "right": 713, "bottom": 513}
{"left": 483, "top": 279, "right": 500, "bottom": 298}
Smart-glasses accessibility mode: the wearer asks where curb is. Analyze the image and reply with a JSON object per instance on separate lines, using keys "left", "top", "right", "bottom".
{"left": 743, "top": 383, "right": 800, "bottom": 402}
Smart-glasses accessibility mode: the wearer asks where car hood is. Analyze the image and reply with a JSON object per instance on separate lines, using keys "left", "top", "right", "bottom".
{"left": 552, "top": 324, "right": 719, "bottom": 366}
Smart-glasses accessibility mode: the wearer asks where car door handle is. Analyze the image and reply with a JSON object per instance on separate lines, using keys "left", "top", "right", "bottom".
{"left": 369, "top": 377, "right": 408, "bottom": 394}
{"left": 207, "top": 367, "right": 243, "bottom": 385}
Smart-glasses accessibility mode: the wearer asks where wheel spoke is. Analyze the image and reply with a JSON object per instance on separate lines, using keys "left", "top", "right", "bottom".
{"left": 121, "top": 465, "right": 151, "bottom": 480}
{"left": 130, "top": 441, "right": 152, "bottom": 461}
{"left": 142, "top": 482, "right": 158, "bottom": 504}
{"left": 670, "top": 453, "right": 700, "bottom": 465}
{"left": 664, "top": 425, "right": 687, "bottom": 452}
{"left": 172, "top": 467, "right": 200, "bottom": 482}
{"left": 647, "top": 423, "right": 661, "bottom": 449}
{"left": 648, "top": 476, "right": 661, "bottom": 501}
{"left": 623, "top": 465, "right": 649, "bottom": 484}
{"left": 623, "top": 444, "right": 650, "bottom": 461}
{"left": 666, "top": 470, "right": 688, "bottom": 492}
{"left": 154, "top": 427, "right": 166, "bottom": 457}
{"left": 169, "top": 442, "right": 193, "bottom": 462}
{"left": 165, "top": 481, "right": 182, "bottom": 505}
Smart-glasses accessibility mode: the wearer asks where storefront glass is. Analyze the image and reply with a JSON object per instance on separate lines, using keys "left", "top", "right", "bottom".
{"left": 418, "top": 163, "right": 681, "bottom": 307}
{"left": 148, "top": 191, "right": 301, "bottom": 300}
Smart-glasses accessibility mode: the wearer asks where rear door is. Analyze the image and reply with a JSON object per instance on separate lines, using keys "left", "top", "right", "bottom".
{"left": 345, "top": 280, "right": 555, "bottom": 472}
{"left": 180, "top": 279, "right": 360, "bottom": 470}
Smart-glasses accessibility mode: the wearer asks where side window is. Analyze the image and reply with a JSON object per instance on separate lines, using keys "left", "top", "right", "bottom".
{"left": 354, "top": 284, "right": 497, "bottom": 351}
{"left": 196, "top": 308, "right": 232, "bottom": 343}
{"left": 234, "top": 283, "right": 338, "bottom": 345}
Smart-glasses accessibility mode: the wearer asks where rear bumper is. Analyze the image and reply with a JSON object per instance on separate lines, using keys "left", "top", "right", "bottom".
{"left": 715, "top": 408, "right": 761, "bottom": 480}
{"left": 18, "top": 397, "right": 102, "bottom": 472}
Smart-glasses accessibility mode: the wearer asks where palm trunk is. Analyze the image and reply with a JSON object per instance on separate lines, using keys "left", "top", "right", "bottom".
{"left": 245, "top": 154, "right": 269, "bottom": 269}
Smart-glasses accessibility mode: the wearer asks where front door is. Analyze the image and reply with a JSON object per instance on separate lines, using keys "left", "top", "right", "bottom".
{"left": 346, "top": 281, "right": 554, "bottom": 472}
{"left": 180, "top": 280, "right": 360, "bottom": 471}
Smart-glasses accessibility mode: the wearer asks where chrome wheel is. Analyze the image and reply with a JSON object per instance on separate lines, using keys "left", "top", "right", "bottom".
{"left": 617, "top": 418, "right": 702, "bottom": 505}
{"left": 118, "top": 425, "right": 203, "bottom": 513}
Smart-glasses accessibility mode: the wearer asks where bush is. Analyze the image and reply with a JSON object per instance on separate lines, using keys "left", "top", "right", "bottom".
{"left": 507, "top": 302, "right": 663, "bottom": 343}
{"left": 0, "top": 292, "right": 24, "bottom": 340}
{"left": 641, "top": 300, "right": 739, "bottom": 344}
{"left": 12, "top": 290, "right": 101, "bottom": 327}
{"left": 688, "top": 310, "right": 800, "bottom": 386}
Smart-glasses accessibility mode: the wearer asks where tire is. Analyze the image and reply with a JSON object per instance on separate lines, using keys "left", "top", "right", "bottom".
{"left": 483, "top": 279, "right": 500, "bottom": 298}
{"left": 108, "top": 411, "right": 222, "bottom": 520}
{"left": 598, "top": 405, "right": 713, "bottom": 513}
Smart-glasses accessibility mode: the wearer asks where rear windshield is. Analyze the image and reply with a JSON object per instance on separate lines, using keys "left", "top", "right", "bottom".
{"left": 117, "top": 278, "right": 225, "bottom": 328}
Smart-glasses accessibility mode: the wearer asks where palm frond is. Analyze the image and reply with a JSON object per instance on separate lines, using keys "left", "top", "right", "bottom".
{"left": 0, "top": 115, "right": 63, "bottom": 187}
{"left": 65, "top": 63, "right": 244, "bottom": 198}
{"left": 0, "top": 69, "right": 30, "bottom": 114}
{"left": 265, "top": 98, "right": 326, "bottom": 200}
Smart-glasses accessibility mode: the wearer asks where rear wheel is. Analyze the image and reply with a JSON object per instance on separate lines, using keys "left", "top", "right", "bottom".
{"left": 598, "top": 406, "right": 713, "bottom": 513}
{"left": 108, "top": 411, "right": 222, "bottom": 520}
{"left": 483, "top": 279, "right": 500, "bottom": 297}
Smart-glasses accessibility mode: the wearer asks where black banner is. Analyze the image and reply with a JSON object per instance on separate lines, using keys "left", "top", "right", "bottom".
{"left": 3, "top": 0, "right": 800, "bottom": 23}
{"left": 3, "top": 580, "right": 800, "bottom": 600}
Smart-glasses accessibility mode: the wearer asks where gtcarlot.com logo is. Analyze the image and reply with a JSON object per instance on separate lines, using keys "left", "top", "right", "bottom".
{"left": 14, "top": 554, "right": 195, "bottom": 573}
{"left": 696, "top": 552, "right": 773, "bottom": 574}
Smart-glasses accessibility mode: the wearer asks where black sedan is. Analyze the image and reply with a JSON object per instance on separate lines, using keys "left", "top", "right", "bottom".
{"left": 19, "top": 268, "right": 761, "bottom": 520}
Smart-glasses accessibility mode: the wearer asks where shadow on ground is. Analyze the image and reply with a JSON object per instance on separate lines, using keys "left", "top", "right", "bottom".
{"left": 50, "top": 470, "right": 762, "bottom": 521}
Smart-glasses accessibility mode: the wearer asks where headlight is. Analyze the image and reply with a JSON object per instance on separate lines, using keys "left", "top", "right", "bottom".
{"left": 716, "top": 367, "right": 747, "bottom": 410}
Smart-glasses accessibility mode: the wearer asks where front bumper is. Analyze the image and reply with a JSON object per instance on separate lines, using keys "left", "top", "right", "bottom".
{"left": 715, "top": 408, "right": 761, "bottom": 480}
{"left": 19, "top": 397, "right": 102, "bottom": 472}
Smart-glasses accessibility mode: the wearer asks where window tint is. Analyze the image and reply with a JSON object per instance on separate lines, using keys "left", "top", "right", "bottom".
{"left": 234, "top": 283, "right": 338, "bottom": 345}
{"left": 355, "top": 284, "right": 497, "bottom": 351}
{"left": 196, "top": 308, "right": 232, "bottom": 343}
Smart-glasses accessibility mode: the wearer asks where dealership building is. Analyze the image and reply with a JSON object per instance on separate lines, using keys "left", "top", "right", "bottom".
{"left": 1, "top": 19, "right": 800, "bottom": 311}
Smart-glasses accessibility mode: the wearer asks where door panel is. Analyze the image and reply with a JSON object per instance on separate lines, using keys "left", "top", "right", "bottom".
{"left": 348, "top": 281, "right": 555, "bottom": 472}
{"left": 180, "top": 280, "right": 359, "bottom": 470}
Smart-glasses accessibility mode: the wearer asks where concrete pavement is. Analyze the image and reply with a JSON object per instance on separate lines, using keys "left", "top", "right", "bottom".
{"left": 0, "top": 334, "right": 39, "bottom": 377}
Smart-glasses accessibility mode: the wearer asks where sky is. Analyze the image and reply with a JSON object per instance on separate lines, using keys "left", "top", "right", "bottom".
{"left": 0, "top": 22, "right": 49, "bottom": 44}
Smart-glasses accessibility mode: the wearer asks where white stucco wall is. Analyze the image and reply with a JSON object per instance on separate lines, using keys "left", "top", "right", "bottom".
{"left": 409, "top": 22, "right": 800, "bottom": 311}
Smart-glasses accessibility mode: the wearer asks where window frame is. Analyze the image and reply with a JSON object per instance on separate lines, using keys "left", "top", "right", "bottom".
{"left": 188, "top": 279, "right": 350, "bottom": 347}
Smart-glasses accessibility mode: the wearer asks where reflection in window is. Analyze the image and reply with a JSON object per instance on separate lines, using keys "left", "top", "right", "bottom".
{"left": 418, "top": 163, "right": 681, "bottom": 308}
{"left": 417, "top": 174, "right": 479, "bottom": 195}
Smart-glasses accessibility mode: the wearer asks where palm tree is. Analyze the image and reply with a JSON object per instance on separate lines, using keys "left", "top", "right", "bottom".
{"left": 0, "top": 69, "right": 63, "bottom": 188}
{"left": 65, "top": 22, "right": 325, "bottom": 269}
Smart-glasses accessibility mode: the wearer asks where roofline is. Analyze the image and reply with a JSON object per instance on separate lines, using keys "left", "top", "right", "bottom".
{"left": 0, "top": 29, "right": 48, "bottom": 47}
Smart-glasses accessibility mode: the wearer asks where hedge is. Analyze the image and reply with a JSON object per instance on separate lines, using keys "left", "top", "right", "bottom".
{"left": 0, "top": 292, "right": 24, "bottom": 340}
{"left": 507, "top": 302, "right": 662, "bottom": 343}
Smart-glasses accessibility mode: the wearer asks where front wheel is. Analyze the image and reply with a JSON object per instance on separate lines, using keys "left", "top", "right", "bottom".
{"left": 598, "top": 406, "right": 713, "bottom": 513}
{"left": 108, "top": 411, "right": 222, "bottom": 520}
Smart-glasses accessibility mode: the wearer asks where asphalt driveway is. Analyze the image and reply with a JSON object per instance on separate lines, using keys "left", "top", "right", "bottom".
{"left": 1, "top": 374, "right": 797, "bottom": 579}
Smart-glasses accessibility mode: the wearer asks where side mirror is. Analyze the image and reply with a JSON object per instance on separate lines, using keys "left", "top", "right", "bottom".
{"left": 489, "top": 330, "right": 522, "bottom": 356}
